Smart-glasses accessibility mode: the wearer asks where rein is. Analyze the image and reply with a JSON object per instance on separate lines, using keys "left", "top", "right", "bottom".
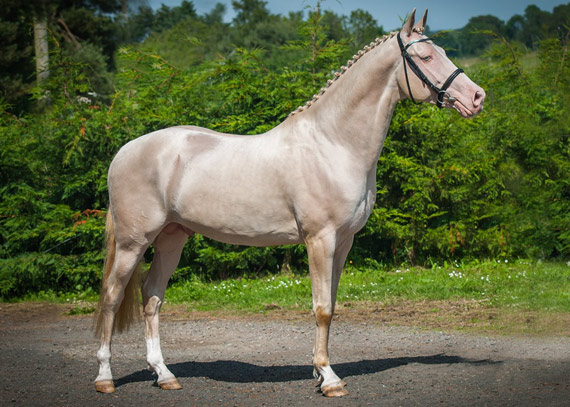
{"left": 397, "top": 32, "right": 463, "bottom": 108}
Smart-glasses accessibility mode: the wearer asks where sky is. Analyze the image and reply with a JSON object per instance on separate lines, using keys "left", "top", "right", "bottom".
{"left": 146, "top": 0, "right": 566, "bottom": 30}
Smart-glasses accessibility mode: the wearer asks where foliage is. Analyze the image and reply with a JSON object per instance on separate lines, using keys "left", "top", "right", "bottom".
{"left": 355, "top": 33, "right": 570, "bottom": 264}
{"left": 2, "top": 1, "right": 567, "bottom": 114}
{"left": 435, "top": 3, "right": 570, "bottom": 57}
{"left": 0, "top": 0, "right": 122, "bottom": 112}
{"left": 459, "top": 15, "right": 507, "bottom": 55}
{"left": 1, "top": 2, "right": 569, "bottom": 299}
{"left": 346, "top": 9, "right": 386, "bottom": 49}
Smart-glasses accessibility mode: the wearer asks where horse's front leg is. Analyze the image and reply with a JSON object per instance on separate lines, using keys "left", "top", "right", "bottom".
{"left": 307, "top": 233, "right": 354, "bottom": 397}
{"left": 142, "top": 224, "right": 190, "bottom": 390}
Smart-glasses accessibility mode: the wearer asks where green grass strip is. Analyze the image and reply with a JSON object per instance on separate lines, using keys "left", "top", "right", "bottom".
{"left": 17, "top": 260, "right": 569, "bottom": 314}
{"left": 165, "top": 260, "right": 570, "bottom": 313}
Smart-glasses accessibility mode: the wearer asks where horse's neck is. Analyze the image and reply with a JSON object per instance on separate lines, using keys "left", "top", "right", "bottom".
{"left": 282, "top": 35, "right": 402, "bottom": 172}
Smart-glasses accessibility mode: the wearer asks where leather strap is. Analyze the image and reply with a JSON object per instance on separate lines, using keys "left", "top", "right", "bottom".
{"left": 397, "top": 32, "right": 463, "bottom": 108}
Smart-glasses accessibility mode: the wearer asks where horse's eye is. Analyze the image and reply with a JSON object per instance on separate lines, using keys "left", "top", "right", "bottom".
{"left": 422, "top": 56, "right": 432, "bottom": 62}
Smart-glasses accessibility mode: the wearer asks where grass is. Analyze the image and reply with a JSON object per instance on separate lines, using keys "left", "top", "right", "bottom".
{"left": 165, "top": 259, "right": 570, "bottom": 314}
{"left": 21, "top": 286, "right": 99, "bottom": 304}
{"left": 67, "top": 304, "right": 96, "bottom": 315}
{"left": 14, "top": 259, "right": 569, "bottom": 334}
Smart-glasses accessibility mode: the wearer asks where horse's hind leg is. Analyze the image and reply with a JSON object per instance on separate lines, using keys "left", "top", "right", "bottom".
{"left": 142, "top": 223, "right": 191, "bottom": 390}
{"left": 95, "top": 243, "right": 147, "bottom": 393}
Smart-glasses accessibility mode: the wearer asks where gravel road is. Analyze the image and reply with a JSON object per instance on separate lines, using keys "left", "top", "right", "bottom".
{"left": 0, "top": 303, "right": 568, "bottom": 406}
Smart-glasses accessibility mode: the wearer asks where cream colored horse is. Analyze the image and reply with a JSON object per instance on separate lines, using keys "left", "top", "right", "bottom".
{"left": 95, "top": 9, "right": 485, "bottom": 397}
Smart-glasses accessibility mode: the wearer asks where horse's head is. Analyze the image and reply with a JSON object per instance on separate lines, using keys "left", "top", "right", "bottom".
{"left": 397, "top": 9, "right": 485, "bottom": 118}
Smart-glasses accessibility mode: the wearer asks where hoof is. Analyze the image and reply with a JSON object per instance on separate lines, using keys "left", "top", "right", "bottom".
{"left": 158, "top": 378, "right": 182, "bottom": 390}
{"left": 321, "top": 382, "right": 348, "bottom": 398}
{"left": 95, "top": 380, "right": 115, "bottom": 393}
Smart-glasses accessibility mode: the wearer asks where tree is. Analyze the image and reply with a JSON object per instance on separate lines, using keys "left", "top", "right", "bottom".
{"left": 153, "top": 0, "right": 197, "bottom": 32}
{"left": 460, "top": 15, "right": 506, "bottom": 55}
{"left": 0, "top": 0, "right": 36, "bottom": 111}
{"left": 230, "top": 0, "right": 299, "bottom": 65}
{"left": 33, "top": 1, "right": 49, "bottom": 84}
{"left": 116, "top": 5, "right": 155, "bottom": 43}
{"left": 232, "top": 0, "right": 270, "bottom": 27}
{"left": 203, "top": 3, "right": 227, "bottom": 25}
{"left": 346, "top": 9, "right": 385, "bottom": 49}
{"left": 320, "top": 10, "right": 347, "bottom": 42}
{"left": 521, "top": 4, "right": 552, "bottom": 47}
{"left": 0, "top": 0, "right": 124, "bottom": 112}
{"left": 506, "top": 14, "right": 525, "bottom": 44}
{"left": 551, "top": 3, "right": 570, "bottom": 39}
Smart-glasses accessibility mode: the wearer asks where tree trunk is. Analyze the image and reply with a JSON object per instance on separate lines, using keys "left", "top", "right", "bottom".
{"left": 33, "top": 16, "right": 49, "bottom": 83}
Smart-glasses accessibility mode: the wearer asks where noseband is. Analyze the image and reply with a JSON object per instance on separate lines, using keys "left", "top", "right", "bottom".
{"left": 397, "top": 32, "right": 463, "bottom": 108}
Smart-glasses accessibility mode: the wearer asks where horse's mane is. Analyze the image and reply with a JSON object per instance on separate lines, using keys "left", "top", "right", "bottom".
{"left": 288, "top": 31, "right": 399, "bottom": 118}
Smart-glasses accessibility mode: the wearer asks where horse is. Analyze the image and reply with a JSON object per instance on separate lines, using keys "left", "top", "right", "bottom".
{"left": 94, "top": 9, "right": 485, "bottom": 397}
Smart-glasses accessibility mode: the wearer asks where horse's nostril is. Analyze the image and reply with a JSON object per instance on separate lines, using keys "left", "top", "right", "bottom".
{"left": 473, "top": 90, "right": 485, "bottom": 107}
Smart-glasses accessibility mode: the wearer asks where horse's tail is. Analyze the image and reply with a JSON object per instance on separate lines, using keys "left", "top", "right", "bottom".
{"left": 95, "top": 206, "right": 142, "bottom": 337}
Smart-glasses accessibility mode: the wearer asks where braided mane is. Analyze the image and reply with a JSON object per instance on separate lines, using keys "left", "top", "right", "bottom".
{"left": 288, "top": 31, "right": 398, "bottom": 118}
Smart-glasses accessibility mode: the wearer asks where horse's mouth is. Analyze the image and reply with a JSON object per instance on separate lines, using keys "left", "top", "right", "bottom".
{"left": 451, "top": 99, "right": 482, "bottom": 118}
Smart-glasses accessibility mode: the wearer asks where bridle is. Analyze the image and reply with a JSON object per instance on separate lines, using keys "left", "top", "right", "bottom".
{"left": 397, "top": 32, "right": 463, "bottom": 108}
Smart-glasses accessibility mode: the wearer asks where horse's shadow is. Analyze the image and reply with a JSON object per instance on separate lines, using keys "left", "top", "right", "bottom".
{"left": 115, "top": 354, "right": 500, "bottom": 388}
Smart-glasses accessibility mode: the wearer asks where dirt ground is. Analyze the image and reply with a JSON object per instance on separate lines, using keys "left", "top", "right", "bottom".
{"left": 0, "top": 302, "right": 569, "bottom": 406}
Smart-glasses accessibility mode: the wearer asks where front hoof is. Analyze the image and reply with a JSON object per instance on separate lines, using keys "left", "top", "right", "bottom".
{"left": 321, "top": 382, "right": 348, "bottom": 397}
{"left": 95, "top": 380, "right": 115, "bottom": 393}
{"left": 158, "top": 378, "right": 182, "bottom": 390}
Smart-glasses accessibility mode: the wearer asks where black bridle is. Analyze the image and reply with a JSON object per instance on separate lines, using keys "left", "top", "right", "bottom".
{"left": 397, "top": 32, "right": 463, "bottom": 108}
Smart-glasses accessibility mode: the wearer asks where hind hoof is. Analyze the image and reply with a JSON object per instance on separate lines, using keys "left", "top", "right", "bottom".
{"left": 95, "top": 380, "right": 115, "bottom": 393}
{"left": 158, "top": 378, "right": 182, "bottom": 390}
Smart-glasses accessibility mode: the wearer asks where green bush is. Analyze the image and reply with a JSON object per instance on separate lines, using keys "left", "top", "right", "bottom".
{"left": 1, "top": 25, "right": 569, "bottom": 299}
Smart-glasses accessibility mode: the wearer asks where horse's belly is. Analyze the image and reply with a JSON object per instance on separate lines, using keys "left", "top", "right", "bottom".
{"left": 173, "top": 193, "right": 302, "bottom": 246}
{"left": 189, "top": 223, "right": 302, "bottom": 246}
{"left": 180, "top": 215, "right": 302, "bottom": 246}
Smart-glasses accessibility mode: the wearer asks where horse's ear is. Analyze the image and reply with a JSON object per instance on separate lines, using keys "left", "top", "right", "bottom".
{"left": 402, "top": 8, "right": 416, "bottom": 36}
{"left": 413, "top": 9, "right": 428, "bottom": 33}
